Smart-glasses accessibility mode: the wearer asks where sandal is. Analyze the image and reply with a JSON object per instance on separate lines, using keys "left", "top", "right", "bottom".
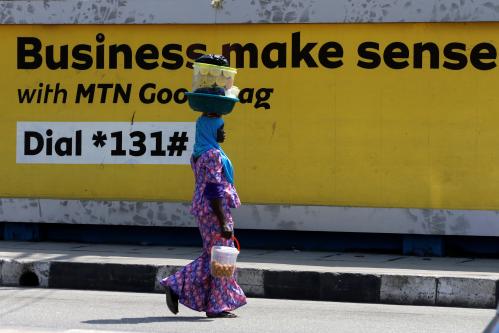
{"left": 206, "top": 311, "right": 238, "bottom": 318}
{"left": 165, "top": 286, "right": 179, "bottom": 315}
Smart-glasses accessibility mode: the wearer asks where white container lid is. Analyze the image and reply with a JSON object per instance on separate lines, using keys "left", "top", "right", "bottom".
{"left": 213, "top": 245, "right": 239, "bottom": 255}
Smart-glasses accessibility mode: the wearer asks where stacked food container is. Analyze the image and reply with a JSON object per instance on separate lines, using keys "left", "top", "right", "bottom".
{"left": 186, "top": 54, "right": 239, "bottom": 115}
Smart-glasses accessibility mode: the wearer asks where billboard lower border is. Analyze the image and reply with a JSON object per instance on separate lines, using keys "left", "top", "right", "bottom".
{"left": 0, "top": 198, "right": 498, "bottom": 237}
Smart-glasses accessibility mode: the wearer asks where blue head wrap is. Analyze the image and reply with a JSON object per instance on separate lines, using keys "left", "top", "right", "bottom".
{"left": 192, "top": 116, "right": 234, "bottom": 185}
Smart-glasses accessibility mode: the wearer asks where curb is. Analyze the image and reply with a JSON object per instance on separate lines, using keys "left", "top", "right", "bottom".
{"left": 1, "top": 259, "right": 497, "bottom": 308}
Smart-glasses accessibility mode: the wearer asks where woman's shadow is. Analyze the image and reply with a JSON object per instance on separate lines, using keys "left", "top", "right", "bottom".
{"left": 82, "top": 316, "right": 214, "bottom": 324}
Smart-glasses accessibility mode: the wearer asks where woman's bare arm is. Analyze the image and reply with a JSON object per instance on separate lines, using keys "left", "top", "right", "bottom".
{"left": 210, "top": 198, "right": 233, "bottom": 239}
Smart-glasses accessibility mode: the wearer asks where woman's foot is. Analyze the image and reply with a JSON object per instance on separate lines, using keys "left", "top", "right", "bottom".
{"left": 206, "top": 311, "right": 237, "bottom": 318}
{"left": 164, "top": 286, "right": 179, "bottom": 315}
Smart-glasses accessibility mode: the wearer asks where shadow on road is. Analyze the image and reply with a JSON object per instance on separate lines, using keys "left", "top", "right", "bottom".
{"left": 82, "top": 316, "right": 214, "bottom": 324}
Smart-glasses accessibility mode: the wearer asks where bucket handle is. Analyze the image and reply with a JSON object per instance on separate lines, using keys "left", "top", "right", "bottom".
{"left": 232, "top": 236, "right": 241, "bottom": 252}
{"left": 214, "top": 235, "right": 241, "bottom": 252}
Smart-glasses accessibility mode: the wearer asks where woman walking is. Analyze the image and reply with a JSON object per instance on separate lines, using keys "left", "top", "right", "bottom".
{"left": 160, "top": 114, "right": 247, "bottom": 318}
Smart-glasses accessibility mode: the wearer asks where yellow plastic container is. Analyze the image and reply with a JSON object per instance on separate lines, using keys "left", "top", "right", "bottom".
{"left": 192, "top": 63, "right": 237, "bottom": 92}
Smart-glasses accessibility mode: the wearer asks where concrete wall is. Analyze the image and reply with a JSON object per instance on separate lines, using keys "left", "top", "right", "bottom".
{"left": 3, "top": 198, "right": 499, "bottom": 236}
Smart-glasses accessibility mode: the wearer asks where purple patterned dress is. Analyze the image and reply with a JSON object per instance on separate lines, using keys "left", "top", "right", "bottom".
{"left": 160, "top": 148, "right": 247, "bottom": 314}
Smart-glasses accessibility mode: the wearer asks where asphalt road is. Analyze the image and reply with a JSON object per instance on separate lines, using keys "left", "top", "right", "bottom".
{"left": 0, "top": 287, "right": 494, "bottom": 333}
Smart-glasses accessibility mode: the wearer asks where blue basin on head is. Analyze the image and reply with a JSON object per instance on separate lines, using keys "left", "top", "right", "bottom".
{"left": 185, "top": 92, "right": 239, "bottom": 115}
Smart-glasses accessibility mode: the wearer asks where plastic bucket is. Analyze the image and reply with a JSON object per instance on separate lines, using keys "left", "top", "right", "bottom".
{"left": 185, "top": 92, "right": 239, "bottom": 115}
{"left": 210, "top": 237, "right": 240, "bottom": 278}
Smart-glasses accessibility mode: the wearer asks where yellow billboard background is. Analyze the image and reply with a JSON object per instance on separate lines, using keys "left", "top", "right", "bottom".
{"left": 2, "top": 23, "right": 499, "bottom": 210}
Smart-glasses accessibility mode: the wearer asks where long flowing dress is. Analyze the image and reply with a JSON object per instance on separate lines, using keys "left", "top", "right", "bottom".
{"left": 160, "top": 148, "right": 247, "bottom": 314}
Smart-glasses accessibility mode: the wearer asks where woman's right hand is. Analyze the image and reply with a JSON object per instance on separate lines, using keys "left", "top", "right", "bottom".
{"left": 221, "top": 223, "right": 233, "bottom": 240}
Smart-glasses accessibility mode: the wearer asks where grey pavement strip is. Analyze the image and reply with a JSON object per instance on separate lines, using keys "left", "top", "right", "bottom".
{"left": 0, "top": 330, "right": 146, "bottom": 333}
{"left": 437, "top": 277, "right": 497, "bottom": 308}
{"left": 0, "top": 241, "right": 498, "bottom": 308}
{"left": 381, "top": 275, "right": 437, "bottom": 306}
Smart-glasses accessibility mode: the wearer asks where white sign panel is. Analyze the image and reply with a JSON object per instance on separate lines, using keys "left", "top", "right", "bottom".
{"left": 16, "top": 122, "right": 195, "bottom": 164}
